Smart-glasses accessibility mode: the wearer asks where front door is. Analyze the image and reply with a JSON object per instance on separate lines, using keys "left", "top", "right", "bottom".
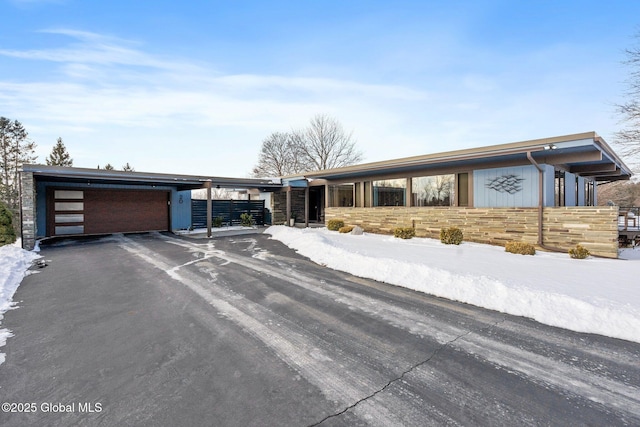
{"left": 308, "top": 187, "right": 325, "bottom": 223}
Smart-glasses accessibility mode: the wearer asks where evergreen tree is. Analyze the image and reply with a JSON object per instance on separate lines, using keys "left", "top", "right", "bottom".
{"left": 46, "top": 137, "right": 73, "bottom": 166}
{"left": 122, "top": 162, "right": 134, "bottom": 172}
{"left": 0, "top": 200, "right": 16, "bottom": 246}
{"left": 97, "top": 163, "right": 115, "bottom": 170}
{"left": 0, "top": 117, "right": 37, "bottom": 228}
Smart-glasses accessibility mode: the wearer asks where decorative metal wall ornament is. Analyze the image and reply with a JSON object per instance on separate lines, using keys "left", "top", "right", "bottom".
{"left": 486, "top": 174, "right": 525, "bottom": 194}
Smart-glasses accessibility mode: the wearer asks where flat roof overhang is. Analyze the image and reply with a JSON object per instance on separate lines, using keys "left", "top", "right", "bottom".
{"left": 298, "top": 132, "right": 633, "bottom": 183}
{"left": 21, "top": 165, "right": 283, "bottom": 192}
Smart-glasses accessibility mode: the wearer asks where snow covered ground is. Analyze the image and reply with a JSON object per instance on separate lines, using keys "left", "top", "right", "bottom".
{"left": 266, "top": 226, "right": 640, "bottom": 344}
{"left": 0, "top": 240, "right": 40, "bottom": 365}
{"left": 174, "top": 226, "right": 258, "bottom": 235}
{"left": 0, "top": 227, "right": 638, "bottom": 366}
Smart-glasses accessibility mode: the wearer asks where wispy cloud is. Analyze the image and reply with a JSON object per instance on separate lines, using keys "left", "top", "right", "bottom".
{"left": 8, "top": 0, "right": 67, "bottom": 5}
{"left": 0, "top": 26, "right": 628, "bottom": 175}
{"left": 0, "top": 29, "right": 189, "bottom": 71}
{"left": 0, "top": 29, "right": 426, "bottom": 130}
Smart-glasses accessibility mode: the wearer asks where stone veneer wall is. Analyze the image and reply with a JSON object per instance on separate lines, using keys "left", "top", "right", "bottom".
{"left": 20, "top": 171, "right": 37, "bottom": 250}
{"left": 325, "top": 206, "right": 619, "bottom": 258}
{"left": 272, "top": 189, "right": 307, "bottom": 225}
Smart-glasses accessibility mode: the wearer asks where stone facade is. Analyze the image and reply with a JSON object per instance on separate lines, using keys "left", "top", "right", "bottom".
{"left": 325, "top": 206, "right": 619, "bottom": 258}
{"left": 20, "top": 171, "right": 37, "bottom": 250}
{"left": 272, "top": 189, "right": 307, "bottom": 225}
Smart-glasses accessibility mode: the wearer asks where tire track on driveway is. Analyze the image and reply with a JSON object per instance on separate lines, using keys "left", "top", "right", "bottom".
{"left": 118, "top": 233, "right": 640, "bottom": 426}
{"left": 116, "top": 234, "right": 447, "bottom": 426}
{"left": 159, "top": 234, "right": 640, "bottom": 416}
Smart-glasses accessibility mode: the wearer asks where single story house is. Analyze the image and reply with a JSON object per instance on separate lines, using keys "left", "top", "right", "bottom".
{"left": 19, "top": 132, "right": 632, "bottom": 258}
{"left": 271, "top": 132, "right": 632, "bottom": 258}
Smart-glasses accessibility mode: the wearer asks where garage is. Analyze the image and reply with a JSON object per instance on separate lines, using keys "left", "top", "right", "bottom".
{"left": 46, "top": 188, "right": 170, "bottom": 236}
{"left": 20, "top": 164, "right": 283, "bottom": 249}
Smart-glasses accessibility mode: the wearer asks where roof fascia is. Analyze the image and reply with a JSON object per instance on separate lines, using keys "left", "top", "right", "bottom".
{"left": 22, "top": 164, "right": 282, "bottom": 190}
{"left": 303, "top": 132, "right": 600, "bottom": 180}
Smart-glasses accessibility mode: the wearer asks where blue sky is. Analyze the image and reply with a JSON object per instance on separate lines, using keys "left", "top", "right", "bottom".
{"left": 1, "top": 0, "right": 639, "bottom": 177}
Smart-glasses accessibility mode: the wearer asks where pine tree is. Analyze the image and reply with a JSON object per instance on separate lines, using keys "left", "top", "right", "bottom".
{"left": 0, "top": 200, "right": 16, "bottom": 246}
{"left": 46, "top": 137, "right": 73, "bottom": 166}
{"left": 122, "top": 162, "right": 134, "bottom": 172}
{"left": 0, "top": 117, "right": 37, "bottom": 224}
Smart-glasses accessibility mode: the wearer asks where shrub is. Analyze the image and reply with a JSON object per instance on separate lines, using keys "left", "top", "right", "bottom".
{"left": 394, "top": 227, "right": 415, "bottom": 239}
{"left": 339, "top": 225, "right": 354, "bottom": 234}
{"left": 240, "top": 213, "right": 254, "bottom": 227}
{"left": 440, "top": 227, "right": 463, "bottom": 245}
{"left": 505, "top": 241, "right": 536, "bottom": 255}
{"left": 212, "top": 216, "right": 224, "bottom": 228}
{"left": 569, "top": 244, "right": 590, "bottom": 259}
{"left": 327, "top": 219, "right": 345, "bottom": 231}
{"left": 0, "top": 202, "right": 16, "bottom": 246}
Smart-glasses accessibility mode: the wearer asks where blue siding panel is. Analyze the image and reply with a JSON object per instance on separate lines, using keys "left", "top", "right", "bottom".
{"left": 171, "top": 190, "right": 191, "bottom": 230}
{"left": 577, "top": 177, "right": 585, "bottom": 206}
{"left": 565, "top": 172, "right": 577, "bottom": 206}
{"left": 473, "top": 165, "right": 539, "bottom": 207}
{"left": 542, "top": 165, "right": 555, "bottom": 207}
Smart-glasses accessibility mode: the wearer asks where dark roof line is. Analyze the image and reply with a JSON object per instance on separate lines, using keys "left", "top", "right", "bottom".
{"left": 21, "top": 164, "right": 282, "bottom": 188}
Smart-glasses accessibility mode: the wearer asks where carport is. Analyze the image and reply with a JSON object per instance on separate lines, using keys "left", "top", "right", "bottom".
{"left": 19, "top": 165, "right": 282, "bottom": 250}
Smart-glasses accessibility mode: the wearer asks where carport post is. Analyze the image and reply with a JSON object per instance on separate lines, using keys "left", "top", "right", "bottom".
{"left": 205, "top": 180, "right": 212, "bottom": 238}
{"left": 304, "top": 186, "right": 309, "bottom": 227}
{"left": 286, "top": 186, "right": 291, "bottom": 226}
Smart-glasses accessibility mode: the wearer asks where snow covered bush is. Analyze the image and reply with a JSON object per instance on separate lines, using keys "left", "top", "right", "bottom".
{"left": 440, "top": 227, "right": 463, "bottom": 245}
{"left": 339, "top": 225, "right": 354, "bottom": 233}
{"left": 394, "top": 227, "right": 415, "bottom": 239}
{"left": 327, "top": 219, "right": 345, "bottom": 231}
{"left": 0, "top": 202, "right": 16, "bottom": 246}
{"left": 505, "top": 241, "right": 536, "bottom": 255}
{"left": 569, "top": 244, "right": 590, "bottom": 259}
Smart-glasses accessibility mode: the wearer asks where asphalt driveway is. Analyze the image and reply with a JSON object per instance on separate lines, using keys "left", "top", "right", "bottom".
{"left": 0, "top": 232, "right": 639, "bottom": 426}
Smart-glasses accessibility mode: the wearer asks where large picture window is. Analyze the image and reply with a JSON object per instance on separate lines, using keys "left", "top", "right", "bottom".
{"left": 411, "top": 175, "right": 455, "bottom": 206}
{"left": 373, "top": 179, "right": 406, "bottom": 206}
{"left": 328, "top": 184, "right": 354, "bottom": 207}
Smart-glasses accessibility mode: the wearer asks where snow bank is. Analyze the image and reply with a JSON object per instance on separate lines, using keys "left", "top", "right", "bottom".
{"left": 0, "top": 240, "right": 40, "bottom": 364}
{"left": 266, "top": 226, "right": 640, "bottom": 344}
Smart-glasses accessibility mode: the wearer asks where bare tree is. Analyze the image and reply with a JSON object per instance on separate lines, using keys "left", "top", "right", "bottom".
{"left": 597, "top": 181, "right": 640, "bottom": 206}
{"left": 293, "top": 114, "right": 363, "bottom": 171}
{"left": 615, "top": 33, "right": 640, "bottom": 170}
{"left": 252, "top": 132, "right": 302, "bottom": 178}
{"left": 253, "top": 115, "right": 363, "bottom": 177}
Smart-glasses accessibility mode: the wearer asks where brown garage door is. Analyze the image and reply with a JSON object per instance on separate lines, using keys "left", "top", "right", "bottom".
{"left": 47, "top": 188, "right": 169, "bottom": 236}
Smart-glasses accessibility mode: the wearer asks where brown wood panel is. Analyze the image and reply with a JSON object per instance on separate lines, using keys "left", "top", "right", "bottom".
{"left": 83, "top": 189, "right": 169, "bottom": 234}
